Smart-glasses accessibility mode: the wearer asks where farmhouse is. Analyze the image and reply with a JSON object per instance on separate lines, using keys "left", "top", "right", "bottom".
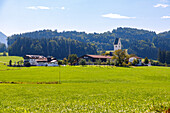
{"left": 78, "top": 54, "right": 112, "bottom": 63}
{"left": 129, "top": 56, "right": 142, "bottom": 65}
{"left": 23, "top": 55, "right": 58, "bottom": 66}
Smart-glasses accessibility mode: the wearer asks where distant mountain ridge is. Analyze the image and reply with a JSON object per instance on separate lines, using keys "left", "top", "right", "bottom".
{"left": 8, "top": 27, "right": 170, "bottom": 59}
{"left": 0, "top": 32, "right": 7, "bottom": 45}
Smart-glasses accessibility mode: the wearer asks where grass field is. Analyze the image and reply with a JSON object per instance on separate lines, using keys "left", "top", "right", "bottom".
{"left": 0, "top": 57, "right": 170, "bottom": 112}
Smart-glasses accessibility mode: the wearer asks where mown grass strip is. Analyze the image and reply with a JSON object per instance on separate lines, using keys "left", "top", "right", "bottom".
{"left": 0, "top": 81, "right": 60, "bottom": 84}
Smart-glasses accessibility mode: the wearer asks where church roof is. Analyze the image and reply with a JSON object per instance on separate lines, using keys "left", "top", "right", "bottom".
{"left": 114, "top": 38, "right": 119, "bottom": 45}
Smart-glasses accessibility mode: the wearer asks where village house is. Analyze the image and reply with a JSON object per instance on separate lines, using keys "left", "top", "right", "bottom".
{"left": 129, "top": 56, "right": 142, "bottom": 66}
{"left": 23, "top": 55, "right": 58, "bottom": 66}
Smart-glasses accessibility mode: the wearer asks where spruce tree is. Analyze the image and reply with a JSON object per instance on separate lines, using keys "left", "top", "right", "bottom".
{"left": 158, "top": 48, "right": 162, "bottom": 62}
{"left": 165, "top": 51, "right": 170, "bottom": 64}
{"left": 144, "top": 57, "right": 149, "bottom": 64}
{"left": 162, "top": 50, "right": 166, "bottom": 63}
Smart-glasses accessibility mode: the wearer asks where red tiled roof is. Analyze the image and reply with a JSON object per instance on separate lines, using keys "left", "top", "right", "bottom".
{"left": 36, "top": 58, "right": 47, "bottom": 62}
{"left": 86, "top": 55, "right": 112, "bottom": 59}
{"left": 130, "top": 56, "right": 142, "bottom": 59}
{"left": 25, "top": 55, "right": 46, "bottom": 59}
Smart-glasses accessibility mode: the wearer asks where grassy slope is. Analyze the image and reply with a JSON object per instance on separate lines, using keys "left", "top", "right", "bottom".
{"left": 0, "top": 56, "right": 23, "bottom": 64}
{"left": 0, "top": 57, "right": 169, "bottom": 112}
{"left": 0, "top": 56, "right": 23, "bottom": 70}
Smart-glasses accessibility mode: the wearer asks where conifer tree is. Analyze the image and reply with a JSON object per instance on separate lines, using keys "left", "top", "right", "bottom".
{"left": 165, "top": 51, "right": 170, "bottom": 64}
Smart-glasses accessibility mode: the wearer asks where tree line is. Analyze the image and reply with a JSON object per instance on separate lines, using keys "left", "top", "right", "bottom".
{"left": 8, "top": 37, "right": 97, "bottom": 59}
{"left": 158, "top": 48, "right": 170, "bottom": 64}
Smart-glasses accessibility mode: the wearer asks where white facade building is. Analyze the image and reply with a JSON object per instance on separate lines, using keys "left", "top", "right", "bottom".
{"left": 129, "top": 57, "right": 142, "bottom": 66}
{"left": 23, "top": 55, "right": 58, "bottom": 66}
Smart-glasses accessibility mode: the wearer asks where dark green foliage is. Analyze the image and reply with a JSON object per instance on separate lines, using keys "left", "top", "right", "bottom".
{"left": 161, "top": 50, "right": 166, "bottom": 63}
{"left": 24, "top": 62, "right": 30, "bottom": 67}
{"left": 58, "top": 60, "right": 63, "bottom": 65}
{"left": 158, "top": 48, "right": 162, "bottom": 63}
{"left": 9, "top": 60, "right": 12, "bottom": 66}
{"left": 165, "top": 51, "right": 170, "bottom": 64}
{"left": 96, "top": 59, "right": 101, "bottom": 65}
{"left": 62, "top": 58, "right": 68, "bottom": 65}
{"left": 106, "top": 59, "right": 110, "bottom": 65}
{"left": 112, "top": 49, "right": 128, "bottom": 66}
{"left": 132, "top": 59, "right": 138, "bottom": 66}
{"left": 68, "top": 54, "right": 78, "bottom": 65}
{"left": 144, "top": 57, "right": 149, "bottom": 64}
{"left": 7, "top": 27, "right": 170, "bottom": 59}
{"left": 158, "top": 49, "right": 170, "bottom": 64}
{"left": 2, "top": 51, "right": 7, "bottom": 56}
{"left": 8, "top": 37, "right": 97, "bottom": 59}
{"left": 79, "top": 59, "right": 86, "bottom": 66}
{"left": 0, "top": 43, "right": 6, "bottom": 52}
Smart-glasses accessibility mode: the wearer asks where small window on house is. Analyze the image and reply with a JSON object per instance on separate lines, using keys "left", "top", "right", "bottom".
{"left": 115, "top": 46, "right": 117, "bottom": 48}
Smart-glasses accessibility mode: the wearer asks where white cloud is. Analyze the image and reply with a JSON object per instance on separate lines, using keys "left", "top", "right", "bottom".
{"left": 161, "top": 15, "right": 170, "bottom": 18}
{"left": 61, "top": 7, "right": 65, "bottom": 10}
{"left": 27, "top": 6, "right": 50, "bottom": 10}
{"left": 27, "top": 6, "right": 37, "bottom": 10}
{"left": 37, "top": 6, "right": 50, "bottom": 10}
{"left": 27, "top": 6, "right": 66, "bottom": 10}
{"left": 154, "top": 4, "right": 169, "bottom": 8}
{"left": 102, "top": 13, "right": 136, "bottom": 19}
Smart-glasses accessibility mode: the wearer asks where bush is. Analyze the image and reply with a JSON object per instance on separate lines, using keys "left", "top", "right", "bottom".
{"left": 122, "top": 62, "right": 127, "bottom": 67}
{"left": 144, "top": 57, "right": 149, "bottom": 64}
{"left": 114, "top": 60, "right": 119, "bottom": 66}
{"left": 88, "top": 60, "right": 93, "bottom": 65}
{"left": 3, "top": 51, "right": 7, "bottom": 56}
{"left": 62, "top": 58, "right": 68, "bottom": 65}
{"left": 132, "top": 59, "right": 139, "bottom": 66}
{"left": 79, "top": 59, "right": 86, "bottom": 66}
{"left": 9, "top": 60, "right": 12, "bottom": 66}
{"left": 101, "top": 62, "right": 107, "bottom": 65}
{"left": 106, "top": 59, "right": 110, "bottom": 65}
{"left": 24, "top": 62, "right": 30, "bottom": 67}
{"left": 58, "top": 60, "right": 63, "bottom": 65}
{"left": 128, "top": 62, "right": 132, "bottom": 66}
{"left": 110, "top": 61, "right": 114, "bottom": 66}
{"left": 96, "top": 59, "right": 101, "bottom": 65}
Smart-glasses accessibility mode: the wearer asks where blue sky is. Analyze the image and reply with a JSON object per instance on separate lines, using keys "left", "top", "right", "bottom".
{"left": 0, "top": 0, "right": 170, "bottom": 36}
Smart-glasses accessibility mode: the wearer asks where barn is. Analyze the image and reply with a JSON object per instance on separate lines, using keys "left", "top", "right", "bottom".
{"left": 78, "top": 54, "right": 112, "bottom": 62}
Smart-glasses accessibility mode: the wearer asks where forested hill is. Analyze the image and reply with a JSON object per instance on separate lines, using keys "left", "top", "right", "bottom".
{"left": 8, "top": 27, "right": 170, "bottom": 59}
{"left": 8, "top": 37, "right": 97, "bottom": 59}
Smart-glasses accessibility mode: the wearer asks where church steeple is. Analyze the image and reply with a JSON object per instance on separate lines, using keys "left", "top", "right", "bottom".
{"left": 114, "top": 38, "right": 121, "bottom": 51}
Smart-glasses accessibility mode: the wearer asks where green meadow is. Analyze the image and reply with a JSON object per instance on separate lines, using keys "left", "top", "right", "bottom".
{"left": 0, "top": 56, "right": 170, "bottom": 112}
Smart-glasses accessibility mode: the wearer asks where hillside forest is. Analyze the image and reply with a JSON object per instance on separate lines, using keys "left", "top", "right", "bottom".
{"left": 7, "top": 27, "right": 170, "bottom": 59}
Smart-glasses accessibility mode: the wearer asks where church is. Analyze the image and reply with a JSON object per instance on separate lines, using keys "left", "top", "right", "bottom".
{"left": 105, "top": 38, "right": 123, "bottom": 55}
{"left": 78, "top": 38, "right": 123, "bottom": 63}
{"left": 114, "top": 38, "right": 121, "bottom": 51}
